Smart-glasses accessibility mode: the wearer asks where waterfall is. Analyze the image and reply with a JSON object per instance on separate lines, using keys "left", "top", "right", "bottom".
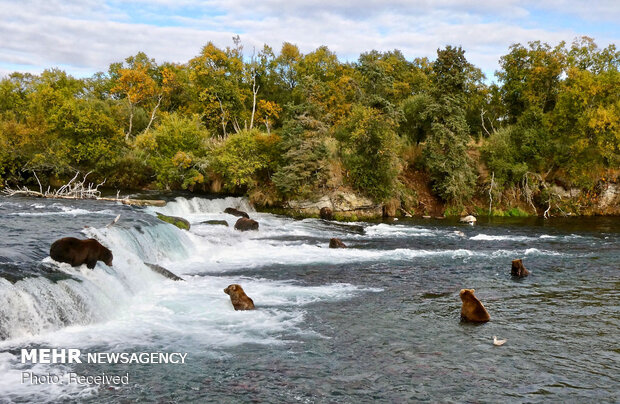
{"left": 0, "top": 222, "right": 193, "bottom": 341}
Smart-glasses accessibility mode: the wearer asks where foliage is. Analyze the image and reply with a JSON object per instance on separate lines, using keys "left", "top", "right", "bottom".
{"left": 0, "top": 36, "right": 617, "bottom": 214}
{"left": 422, "top": 46, "right": 478, "bottom": 203}
{"left": 134, "top": 113, "right": 210, "bottom": 189}
{"left": 336, "top": 105, "right": 401, "bottom": 200}
{"left": 271, "top": 103, "right": 330, "bottom": 197}
{"left": 209, "top": 129, "right": 280, "bottom": 192}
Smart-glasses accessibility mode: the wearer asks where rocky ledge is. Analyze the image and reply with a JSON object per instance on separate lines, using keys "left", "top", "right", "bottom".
{"left": 284, "top": 191, "right": 382, "bottom": 219}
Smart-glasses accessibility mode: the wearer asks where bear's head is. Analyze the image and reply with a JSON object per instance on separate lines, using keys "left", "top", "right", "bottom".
{"left": 459, "top": 289, "right": 475, "bottom": 301}
{"left": 224, "top": 284, "right": 238, "bottom": 295}
{"left": 101, "top": 247, "right": 113, "bottom": 266}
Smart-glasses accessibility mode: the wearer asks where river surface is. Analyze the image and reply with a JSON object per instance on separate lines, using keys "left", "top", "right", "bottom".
{"left": 0, "top": 196, "right": 618, "bottom": 403}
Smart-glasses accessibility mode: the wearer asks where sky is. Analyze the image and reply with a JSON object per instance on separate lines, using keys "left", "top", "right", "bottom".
{"left": 0, "top": 0, "right": 618, "bottom": 80}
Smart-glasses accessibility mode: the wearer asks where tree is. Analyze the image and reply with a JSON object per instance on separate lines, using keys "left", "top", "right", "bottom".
{"left": 209, "top": 129, "right": 280, "bottom": 192}
{"left": 422, "top": 46, "right": 477, "bottom": 203}
{"left": 272, "top": 103, "right": 330, "bottom": 197}
{"left": 497, "top": 41, "right": 566, "bottom": 122}
{"left": 110, "top": 53, "right": 159, "bottom": 140}
{"left": 336, "top": 105, "right": 401, "bottom": 200}
{"left": 189, "top": 41, "right": 247, "bottom": 137}
{"left": 134, "top": 113, "right": 210, "bottom": 189}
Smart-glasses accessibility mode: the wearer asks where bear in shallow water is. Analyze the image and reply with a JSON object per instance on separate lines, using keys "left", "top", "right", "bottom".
{"left": 234, "top": 217, "right": 259, "bottom": 231}
{"left": 224, "top": 284, "right": 255, "bottom": 311}
{"left": 459, "top": 289, "right": 490, "bottom": 323}
{"left": 319, "top": 207, "right": 333, "bottom": 220}
{"left": 329, "top": 238, "right": 346, "bottom": 248}
{"left": 50, "top": 237, "right": 113, "bottom": 269}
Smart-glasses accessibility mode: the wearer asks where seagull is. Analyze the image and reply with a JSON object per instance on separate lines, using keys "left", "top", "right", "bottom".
{"left": 106, "top": 214, "right": 121, "bottom": 228}
{"left": 493, "top": 336, "right": 507, "bottom": 346}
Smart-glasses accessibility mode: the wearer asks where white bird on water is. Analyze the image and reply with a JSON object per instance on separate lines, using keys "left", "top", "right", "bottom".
{"left": 493, "top": 336, "right": 507, "bottom": 346}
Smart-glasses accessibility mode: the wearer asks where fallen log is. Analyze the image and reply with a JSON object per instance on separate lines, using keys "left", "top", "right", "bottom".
{"left": 98, "top": 197, "right": 167, "bottom": 207}
{"left": 144, "top": 263, "right": 184, "bottom": 281}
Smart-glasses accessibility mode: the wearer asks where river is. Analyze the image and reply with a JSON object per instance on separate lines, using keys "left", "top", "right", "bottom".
{"left": 0, "top": 196, "right": 618, "bottom": 403}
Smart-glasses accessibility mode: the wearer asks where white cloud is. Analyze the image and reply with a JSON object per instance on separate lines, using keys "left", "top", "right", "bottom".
{"left": 0, "top": 0, "right": 616, "bottom": 79}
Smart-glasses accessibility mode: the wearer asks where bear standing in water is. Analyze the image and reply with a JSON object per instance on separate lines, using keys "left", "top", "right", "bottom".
{"left": 223, "top": 284, "right": 255, "bottom": 310}
{"left": 50, "top": 237, "right": 113, "bottom": 269}
{"left": 459, "top": 289, "right": 490, "bottom": 323}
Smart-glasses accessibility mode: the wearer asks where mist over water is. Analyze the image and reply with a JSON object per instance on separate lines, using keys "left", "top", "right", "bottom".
{"left": 0, "top": 196, "right": 618, "bottom": 403}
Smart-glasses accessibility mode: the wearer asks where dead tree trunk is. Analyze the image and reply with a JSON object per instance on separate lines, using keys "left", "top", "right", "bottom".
{"left": 250, "top": 74, "right": 259, "bottom": 130}
{"left": 144, "top": 94, "right": 163, "bottom": 133}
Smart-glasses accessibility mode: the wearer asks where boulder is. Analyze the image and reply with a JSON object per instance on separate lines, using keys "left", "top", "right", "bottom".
{"left": 286, "top": 191, "right": 382, "bottom": 218}
{"left": 201, "top": 220, "right": 229, "bottom": 226}
{"left": 511, "top": 259, "right": 530, "bottom": 277}
{"left": 320, "top": 207, "right": 333, "bottom": 220}
{"left": 329, "top": 238, "right": 347, "bottom": 248}
{"left": 224, "top": 207, "right": 250, "bottom": 218}
{"left": 156, "top": 212, "right": 190, "bottom": 230}
{"left": 234, "top": 217, "right": 259, "bottom": 231}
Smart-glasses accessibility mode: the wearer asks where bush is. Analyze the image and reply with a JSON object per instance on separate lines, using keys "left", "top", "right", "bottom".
{"left": 480, "top": 126, "right": 528, "bottom": 188}
{"left": 134, "top": 113, "right": 210, "bottom": 189}
{"left": 209, "top": 129, "right": 280, "bottom": 192}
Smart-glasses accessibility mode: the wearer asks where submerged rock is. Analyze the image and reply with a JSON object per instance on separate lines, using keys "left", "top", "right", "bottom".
{"left": 329, "top": 238, "right": 347, "bottom": 248}
{"left": 234, "top": 217, "right": 259, "bottom": 231}
{"left": 201, "top": 220, "right": 229, "bottom": 227}
{"left": 156, "top": 212, "right": 190, "bottom": 230}
{"left": 224, "top": 207, "right": 250, "bottom": 218}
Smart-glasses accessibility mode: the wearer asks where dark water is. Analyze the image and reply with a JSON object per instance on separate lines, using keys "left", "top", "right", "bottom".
{"left": 0, "top": 196, "right": 618, "bottom": 403}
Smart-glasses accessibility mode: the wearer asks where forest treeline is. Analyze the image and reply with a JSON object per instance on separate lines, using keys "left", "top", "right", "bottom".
{"left": 0, "top": 36, "right": 618, "bottom": 214}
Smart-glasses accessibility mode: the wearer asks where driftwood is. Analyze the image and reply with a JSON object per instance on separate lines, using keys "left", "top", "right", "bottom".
{"left": 2, "top": 171, "right": 166, "bottom": 207}
{"left": 98, "top": 197, "right": 166, "bottom": 207}
{"left": 3, "top": 171, "right": 104, "bottom": 199}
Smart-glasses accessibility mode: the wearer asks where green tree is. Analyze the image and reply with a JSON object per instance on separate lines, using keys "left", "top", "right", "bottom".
{"left": 271, "top": 103, "right": 331, "bottom": 197}
{"left": 134, "top": 113, "right": 210, "bottom": 189}
{"left": 336, "top": 105, "right": 401, "bottom": 200}
{"left": 209, "top": 129, "right": 280, "bottom": 192}
{"left": 422, "top": 46, "right": 477, "bottom": 203}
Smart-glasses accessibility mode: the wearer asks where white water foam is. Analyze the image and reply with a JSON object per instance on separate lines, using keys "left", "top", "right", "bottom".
{"left": 153, "top": 196, "right": 254, "bottom": 218}
{"left": 470, "top": 234, "right": 534, "bottom": 241}
{"left": 12, "top": 205, "right": 115, "bottom": 217}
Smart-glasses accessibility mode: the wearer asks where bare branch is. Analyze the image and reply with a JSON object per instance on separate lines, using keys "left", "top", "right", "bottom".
{"left": 488, "top": 171, "right": 495, "bottom": 215}
{"left": 144, "top": 94, "right": 163, "bottom": 133}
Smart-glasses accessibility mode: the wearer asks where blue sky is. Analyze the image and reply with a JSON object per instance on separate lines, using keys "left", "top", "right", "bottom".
{"left": 0, "top": 0, "right": 618, "bottom": 79}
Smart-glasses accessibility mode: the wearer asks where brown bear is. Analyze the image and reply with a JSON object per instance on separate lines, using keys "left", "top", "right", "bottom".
{"left": 224, "top": 207, "right": 250, "bottom": 219}
{"left": 459, "top": 289, "right": 490, "bottom": 323}
{"left": 50, "top": 237, "right": 113, "bottom": 269}
{"left": 223, "top": 284, "right": 255, "bottom": 311}
{"left": 329, "top": 238, "right": 346, "bottom": 248}
{"left": 234, "top": 217, "right": 259, "bottom": 231}
{"left": 319, "top": 207, "right": 333, "bottom": 220}
{"left": 511, "top": 259, "right": 530, "bottom": 277}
